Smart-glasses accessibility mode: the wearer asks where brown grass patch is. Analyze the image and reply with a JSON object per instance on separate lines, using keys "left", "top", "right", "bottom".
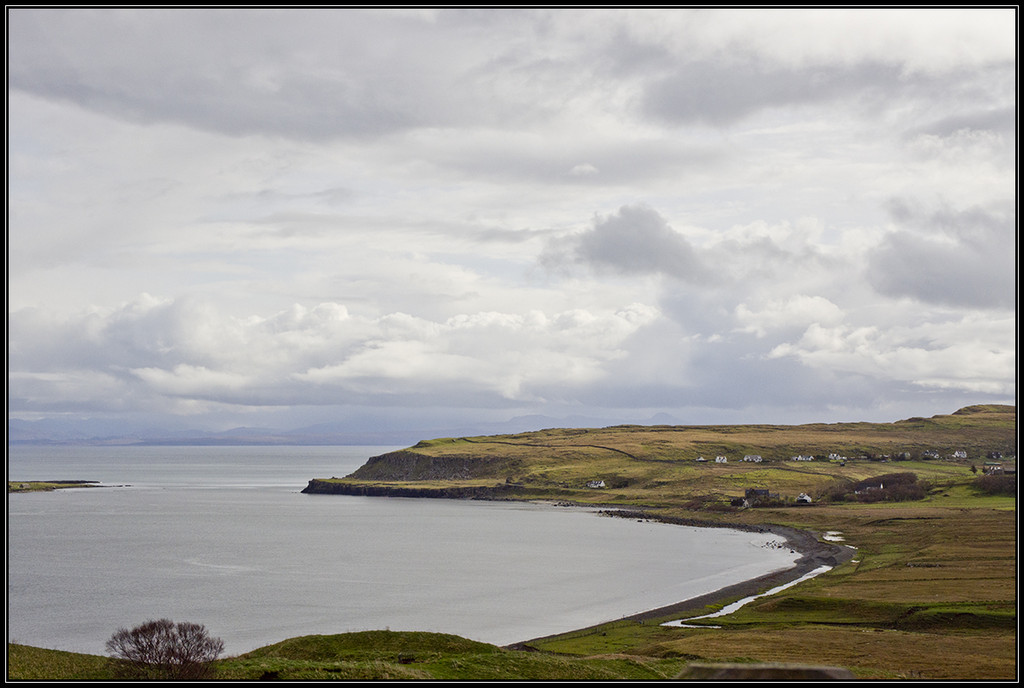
{"left": 651, "top": 627, "right": 1016, "bottom": 680}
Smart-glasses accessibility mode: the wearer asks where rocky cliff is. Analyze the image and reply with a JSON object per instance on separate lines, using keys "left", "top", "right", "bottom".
{"left": 345, "top": 449, "right": 521, "bottom": 482}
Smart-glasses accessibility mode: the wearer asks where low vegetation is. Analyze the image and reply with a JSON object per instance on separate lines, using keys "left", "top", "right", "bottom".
{"left": 8, "top": 405, "right": 1016, "bottom": 680}
{"left": 973, "top": 473, "right": 1016, "bottom": 496}
{"left": 106, "top": 619, "right": 224, "bottom": 680}
{"left": 8, "top": 632, "right": 688, "bottom": 681}
{"left": 819, "top": 472, "right": 927, "bottom": 503}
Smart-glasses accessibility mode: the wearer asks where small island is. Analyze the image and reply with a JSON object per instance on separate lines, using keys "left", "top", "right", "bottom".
{"left": 8, "top": 480, "right": 102, "bottom": 493}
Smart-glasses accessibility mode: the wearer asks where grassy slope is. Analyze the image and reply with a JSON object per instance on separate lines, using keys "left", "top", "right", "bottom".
{"left": 325, "top": 404, "right": 1016, "bottom": 509}
{"left": 9, "top": 405, "right": 1016, "bottom": 680}
{"left": 8, "top": 634, "right": 689, "bottom": 681}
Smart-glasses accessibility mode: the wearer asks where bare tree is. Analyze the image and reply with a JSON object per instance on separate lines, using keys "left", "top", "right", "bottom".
{"left": 106, "top": 618, "right": 225, "bottom": 680}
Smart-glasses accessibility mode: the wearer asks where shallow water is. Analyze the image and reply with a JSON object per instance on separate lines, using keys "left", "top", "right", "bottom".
{"left": 7, "top": 445, "right": 798, "bottom": 655}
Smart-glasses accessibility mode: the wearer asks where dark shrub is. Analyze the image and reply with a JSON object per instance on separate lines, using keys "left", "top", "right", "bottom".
{"left": 974, "top": 474, "right": 1016, "bottom": 496}
{"left": 106, "top": 618, "right": 224, "bottom": 680}
{"left": 823, "top": 472, "right": 925, "bottom": 503}
{"left": 850, "top": 472, "right": 918, "bottom": 492}
{"left": 853, "top": 481, "right": 926, "bottom": 503}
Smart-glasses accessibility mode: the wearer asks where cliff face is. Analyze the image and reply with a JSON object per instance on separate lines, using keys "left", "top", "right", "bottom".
{"left": 346, "top": 450, "right": 520, "bottom": 482}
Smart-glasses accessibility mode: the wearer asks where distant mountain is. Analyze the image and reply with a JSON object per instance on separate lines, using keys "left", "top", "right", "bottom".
{"left": 8, "top": 413, "right": 676, "bottom": 446}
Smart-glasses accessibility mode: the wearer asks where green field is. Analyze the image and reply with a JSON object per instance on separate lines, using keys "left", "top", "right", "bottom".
{"left": 8, "top": 405, "right": 1016, "bottom": 680}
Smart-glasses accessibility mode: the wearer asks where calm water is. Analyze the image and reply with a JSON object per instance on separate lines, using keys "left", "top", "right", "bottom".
{"left": 7, "top": 445, "right": 798, "bottom": 655}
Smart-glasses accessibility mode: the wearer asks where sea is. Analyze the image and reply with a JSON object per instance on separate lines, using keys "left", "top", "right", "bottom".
{"left": 7, "top": 445, "right": 799, "bottom": 656}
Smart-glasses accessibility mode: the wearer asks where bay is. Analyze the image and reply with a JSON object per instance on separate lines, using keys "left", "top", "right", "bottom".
{"left": 7, "top": 445, "right": 799, "bottom": 656}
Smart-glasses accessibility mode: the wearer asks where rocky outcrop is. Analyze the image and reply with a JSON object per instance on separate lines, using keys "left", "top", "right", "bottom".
{"left": 301, "top": 479, "right": 525, "bottom": 500}
{"left": 346, "top": 450, "right": 519, "bottom": 482}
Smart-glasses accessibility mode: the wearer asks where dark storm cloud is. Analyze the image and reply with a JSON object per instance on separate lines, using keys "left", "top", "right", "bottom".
{"left": 910, "top": 106, "right": 1016, "bottom": 138}
{"left": 6, "top": 8, "right": 629, "bottom": 143}
{"left": 642, "top": 57, "right": 967, "bottom": 126}
{"left": 7, "top": 9, "right": 460, "bottom": 139}
{"left": 546, "top": 205, "right": 709, "bottom": 281}
{"left": 869, "top": 201, "right": 1015, "bottom": 309}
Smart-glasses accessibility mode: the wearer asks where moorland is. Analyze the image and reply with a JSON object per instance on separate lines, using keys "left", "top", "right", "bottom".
{"left": 8, "top": 405, "right": 1017, "bottom": 680}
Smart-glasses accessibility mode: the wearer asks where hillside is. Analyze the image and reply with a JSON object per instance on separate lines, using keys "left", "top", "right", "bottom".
{"left": 303, "top": 405, "right": 1016, "bottom": 507}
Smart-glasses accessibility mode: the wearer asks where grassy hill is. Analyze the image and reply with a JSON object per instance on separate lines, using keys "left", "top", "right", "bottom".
{"left": 305, "top": 404, "right": 1016, "bottom": 509}
{"left": 8, "top": 631, "right": 689, "bottom": 681}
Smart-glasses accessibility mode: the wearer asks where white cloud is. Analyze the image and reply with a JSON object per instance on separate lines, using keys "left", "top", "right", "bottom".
{"left": 735, "top": 295, "right": 844, "bottom": 338}
{"left": 569, "top": 163, "right": 599, "bottom": 176}
{"left": 769, "top": 314, "right": 1015, "bottom": 395}
{"left": 10, "top": 295, "right": 662, "bottom": 412}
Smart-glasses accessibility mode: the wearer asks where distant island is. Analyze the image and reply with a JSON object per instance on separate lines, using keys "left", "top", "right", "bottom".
{"left": 8, "top": 480, "right": 102, "bottom": 493}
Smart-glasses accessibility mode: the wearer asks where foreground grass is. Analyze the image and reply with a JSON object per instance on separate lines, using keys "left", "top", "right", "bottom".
{"left": 7, "top": 644, "right": 111, "bottom": 680}
{"left": 8, "top": 633, "right": 688, "bottom": 681}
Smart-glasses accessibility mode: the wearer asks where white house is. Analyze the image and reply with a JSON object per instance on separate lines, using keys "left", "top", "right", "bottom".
{"left": 586, "top": 480, "right": 606, "bottom": 489}
{"left": 796, "top": 493, "right": 812, "bottom": 504}
{"left": 743, "top": 455, "right": 763, "bottom": 463}
{"left": 715, "top": 456, "right": 728, "bottom": 463}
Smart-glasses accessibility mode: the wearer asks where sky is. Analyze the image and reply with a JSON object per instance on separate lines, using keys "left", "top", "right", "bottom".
{"left": 6, "top": 8, "right": 1017, "bottom": 439}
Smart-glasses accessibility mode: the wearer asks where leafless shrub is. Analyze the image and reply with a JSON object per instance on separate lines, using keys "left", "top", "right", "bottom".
{"left": 106, "top": 618, "right": 224, "bottom": 680}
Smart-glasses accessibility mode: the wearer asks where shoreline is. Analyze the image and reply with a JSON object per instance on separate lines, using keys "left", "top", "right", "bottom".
{"left": 302, "top": 485, "right": 858, "bottom": 650}
{"left": 505, "top": 511, "right": 856, "bottom": 650}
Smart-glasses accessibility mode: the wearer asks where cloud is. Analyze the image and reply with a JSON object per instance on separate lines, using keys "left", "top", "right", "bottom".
{"left": 644, "top": 58, "right": 887, "bottom": 126}
{"left": 8, "top": 295, "right": 662, "bottom": 413}
{"left": 569, "top": 163, "right": 599, "bottom": 177}
{"left": 7, "top": 10, "right": 479, "bottom": 140}
{"left": 735, "top": 295, "right": 844, "bottom": 339}
{"left": 543, "top": 204, "right": 709, "bottom": 281}
{"left": 910, "top": 106, "right": 1016, "bottom": 139}
{"left": 15, "top": 9, "right": 1010, "bottom": 143}
{"left": 769, "top": 312, "right": 1015, "bottom": 395}
{"left": 868, "top": 201, "right": 1015, "bottom": 308}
